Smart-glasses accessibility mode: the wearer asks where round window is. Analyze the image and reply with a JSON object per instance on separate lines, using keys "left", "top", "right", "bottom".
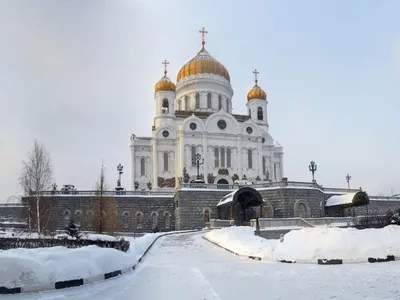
{"left": 162, "top": 130, "right": 169, "bottom": 137}
{"left": 189, "top": 122, "right": 197, "bottom": 130}
{"left": 246, "top": 127, "right": 253, "bottom": 134}
{"left": 217, "top": 120, "right": 227, "bottom": 130}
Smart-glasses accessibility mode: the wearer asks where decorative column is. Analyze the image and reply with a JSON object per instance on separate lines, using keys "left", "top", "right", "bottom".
{"left": 130, "top": 144, "right": 135, "bottom": 191}
{"left": 236, "top": 135, "right": 242, "bottom": 176}
{"left": 202, "top": 132, "right": 208, "bottom": 179}
{"left": 258, "top": 138, "right": 262, "bottom": 178}
{"left": 152, "top": 138, "right": 158, "bottom": 190}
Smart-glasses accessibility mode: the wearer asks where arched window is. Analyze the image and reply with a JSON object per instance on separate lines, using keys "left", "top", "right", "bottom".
{"left": 75, "top": 210, "right": 82, "bottom": 225}
{"left": 164, "top": 213, "right": 170, "bottom": 229}
{"left": 195, "top": 93, "right": 200, "bottom": 108}
{"left": 123, "top": 211, "right": 129, "bottom": 229}
{"left": 185, "top": 96, "right": 189, "bottom": 110}
{"left": 297, "top": 203, "right": 307, "bottom": 218}
{"left": 226, "top": 148, "right": 231, "bottom": 168}
{"left": 214, "top": 148, "right": 219, "bottom": 168}
{"left": 140, "top": 158, "right": 145, "bottom": 176}
{"left": 257, "top": 107, "right": 263, "bottom": 120}
{"left": 207, "top": 93, "right": 212, "bottom": 108}
{"left": 248, "top": 149, "right": 253, "bottom": 169}
{"left": 218, "top": 95, "right": 222, "bottom": 110}
{"left": 204, "top": 210, "right": 210, "bottom": 223}
{"left": 63, "top": 210, "right": 70, "bottom": 221}
{"left": 226, "top": 99, "right": 229, "bottom": 111}
{"left": 274, "top": 163, "right": 277, "bottom": 181}
{"left": 163, "top": 152, "right": 168, "bottom": 172}
{"left": 136, "top": 213, "right": 143, "bottom": 229}
{"left": 162, "top": 98, "right": 169, "bottom": 114}
{"left": 191, "top": 146, "right": 196, "bottom": 166}
{"left": 220, "top": 148, "right": 225, "bottom": 167}
{"left": 262, "top": 157, "right": 266, "bottom": 175}
{"left": 152, "top": 213, "right": 158, "bottom": 229}
{"left": 248, "top": 109, "right": 251, "bottom": 117}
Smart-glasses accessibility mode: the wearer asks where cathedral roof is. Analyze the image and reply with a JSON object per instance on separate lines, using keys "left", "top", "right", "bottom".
{"left": 176, "top": 28, "right": 230, "bottom": 83}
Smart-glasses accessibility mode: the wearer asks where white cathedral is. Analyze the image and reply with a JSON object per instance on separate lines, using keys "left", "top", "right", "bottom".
{"left": 130, "top": 28, "right": 284, "bottom": 191}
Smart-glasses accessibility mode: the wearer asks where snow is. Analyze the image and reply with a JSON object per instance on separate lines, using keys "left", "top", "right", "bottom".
{"left": 204, "top": 225, "right": 400, "bottom": 262}
{"left": 6, "top": 232, "right": 400, "bottom": 300}
{"left": 0, "top": 233, "right": 162, "bottom": 288}
{"left": 85, "top": 234, "right": 118, "bottom": 242}
{"left": 204, "top": 226, "right": 279, "bottom": 260}
{"left": 325, "top": 192, "right": 357, "bottom": 206}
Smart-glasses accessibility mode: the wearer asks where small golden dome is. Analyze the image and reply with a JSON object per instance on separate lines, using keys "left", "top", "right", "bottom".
{"left": 247, "top": 69, "right": 267, "bottom": 101}
{"left": 247, "top": 85, "right": 267, "bottom": 101}
{"left": 155, "top": 75, "right": 176, "bottom": 93}
{"left": 177, "top": 47, "right": 230, "bottom": 83}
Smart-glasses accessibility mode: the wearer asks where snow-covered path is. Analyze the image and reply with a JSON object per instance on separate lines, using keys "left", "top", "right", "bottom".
{"left": 5, "top": 232, "right": 400, "bottom": 300}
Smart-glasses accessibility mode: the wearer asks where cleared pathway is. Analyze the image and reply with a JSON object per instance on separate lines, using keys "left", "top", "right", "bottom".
{"left": 5, "top": 232, "right": 400, "bottom": 300}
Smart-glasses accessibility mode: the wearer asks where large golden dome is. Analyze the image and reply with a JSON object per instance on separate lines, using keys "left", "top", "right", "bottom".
{"left": 247, "top": 69, "right": 267, "bottom": 101}
{"left": 177, "top": 46, "right": 230, "bottom": 83}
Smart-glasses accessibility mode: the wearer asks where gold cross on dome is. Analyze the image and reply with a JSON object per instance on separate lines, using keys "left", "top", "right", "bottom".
{"left": 162, "top": 59, "right": 169, "bottom": 75}
{"left": 199, "top": 27, "right": 208, "bottom": 46}
{"left": 253, "top": 69, "right": 259, "bottom": 85}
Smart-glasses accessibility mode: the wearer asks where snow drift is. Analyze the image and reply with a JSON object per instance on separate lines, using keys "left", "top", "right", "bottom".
{"left": 204, "top": 226, "right": 400, "bottom": 262}
{"left": 0, "top": 233, "right": 162, "bottom": 288}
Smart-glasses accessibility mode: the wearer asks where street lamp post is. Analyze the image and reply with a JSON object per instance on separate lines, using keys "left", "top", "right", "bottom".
{"left": 116, "top": 163, "right": 124, "bottom": 194}
{"left": 309, "top": 161, "right": 317, "bottom": 182}
{"left": 345, "top": 173, "right": 351, "bottom": 190}
{"left": 192, "top": 153, "right": 204, "bottom": 180}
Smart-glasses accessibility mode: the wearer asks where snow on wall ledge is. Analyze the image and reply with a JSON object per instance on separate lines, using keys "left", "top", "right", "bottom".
{"left": 204, "top": 226, "right": 400, "bottom": 263}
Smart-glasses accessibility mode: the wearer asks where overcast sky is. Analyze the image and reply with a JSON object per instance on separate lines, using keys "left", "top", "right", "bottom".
{"left": 0, "top": 0, "right": 399, "bottom": 201}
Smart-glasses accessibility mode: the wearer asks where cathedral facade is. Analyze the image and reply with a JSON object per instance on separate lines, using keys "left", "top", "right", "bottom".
{"left": 130, "top": 29, "right": 284, "bottom": 191}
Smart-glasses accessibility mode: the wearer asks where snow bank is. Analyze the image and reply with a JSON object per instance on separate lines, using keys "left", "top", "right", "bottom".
{"left": 85, "top": 234, "right": 118, "bottom": 242}
{"left": 205, "top": 226, "right": 400, "bottom": 263}
{"left": 273, "top": 225, "right": 400, "bottom": 261}
{"left": 0, "top": 233, "right": 162, "bottom": 288}
{"left": 204, "top": 227, "right": 279, "bottom": 260}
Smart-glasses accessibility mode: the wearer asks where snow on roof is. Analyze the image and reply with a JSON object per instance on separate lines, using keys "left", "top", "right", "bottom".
{"left": 217, "top": 190, "right": 238, "bottom": 207}
{"left": 325, "top": 193, "right": 357, "bottom": 207}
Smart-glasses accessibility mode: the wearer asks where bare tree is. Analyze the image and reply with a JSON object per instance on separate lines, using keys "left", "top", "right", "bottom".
{"left": 19, "top": 140, "right": 54, "bottom": 235}
{"left": 95, "top": 163, "right": 109, "bottom": 234}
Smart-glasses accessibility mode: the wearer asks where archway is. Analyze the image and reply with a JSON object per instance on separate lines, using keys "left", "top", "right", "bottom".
{"left": 217, "top": 179, "right": 229, "bottom": 184}
{"left": 217, "top": 187, "right": 263, "bottom": 226}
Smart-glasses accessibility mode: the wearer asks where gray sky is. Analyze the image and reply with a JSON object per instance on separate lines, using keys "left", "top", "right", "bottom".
{"left": 0, "top": 0, "right": 399, "bottom": 201}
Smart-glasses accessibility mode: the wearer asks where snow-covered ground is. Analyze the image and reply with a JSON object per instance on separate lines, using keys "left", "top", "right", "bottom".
{"left": 3, "top": 232, "right": 399, "bottom": 300}
{"left": 0, "top": 233, "right": 162, "bottom": 288}
{"left": 204, "top": 226, "right": 400, "bottom": 262}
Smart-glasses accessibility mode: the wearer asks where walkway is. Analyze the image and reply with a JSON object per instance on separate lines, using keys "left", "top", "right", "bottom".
{"left": 6, "top": 232, "right": 400, "bottom": 300}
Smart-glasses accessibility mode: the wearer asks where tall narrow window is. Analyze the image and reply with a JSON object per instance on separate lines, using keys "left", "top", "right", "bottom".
{"left": 262, "top": 157, "right": 266, "bottom": 175}
{"left": 257, "top": 107, "right": 263, "bottom": 120}
{"left": 178, "top": 100, "right": 181, "bottom": 110}
{"left": 226, "top": 99, "right": 229, "bottom": 111}
{"left": 195, "top": 93, "right": 200, "bottom": 108}
{"left": 248, "top": 108, "right": 251, "bottom": 117}
{"left": 274, "top": 163, "right": 277, "bottom": 181}
{"left": 207, "top": 93, "right": 212, "bottom": 108}
{"left": 227, "top": 148, "right": 231, "bottom": 168}
{"left": 163, "top": 152, "right": 168, "bottom": 172}
{"left": 185, "top": 96, "right": 189, "bottom": 110}
{"left": 140, "top": 158, "right": 145, "bottom": 176}
{"left": 164, "top": 213, "right": 170, "bottom": 229}
{"left": 136, "top": 213, "right": 143, "bottom": 229}
{"left": 152, "top": 213, "right": 158, "bottom": 228}
{"left": 162, "top": 98, "right": 169, "bottom": 113}
{"left": 191, "top": 146, "right": 196, "bottom": 166}
{"left": 220, "top": 148, "right": 225, "bottom": 167}
{"left": 248, "top": 149, "right": 253, "bottom": 169}
{"left": 214, "top": 148, "right": 219, "bottom": 168}
{"left": 204, "top": 210, "right": 210, "bottom": 223}
{"left": 218, "top": 95, "right": 222, "bottom": 110}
